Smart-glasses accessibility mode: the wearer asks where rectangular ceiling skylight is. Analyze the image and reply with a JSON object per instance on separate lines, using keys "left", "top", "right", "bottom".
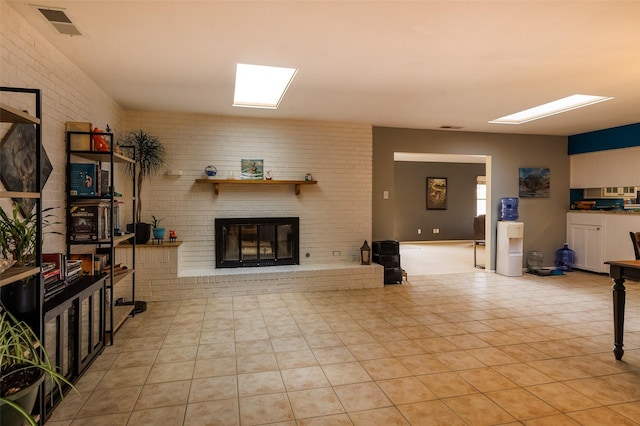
{"left": 489, "top": 94, "right": 613, "bottom": 125}
{"left": 233, "top": 63, "right": 297, "bottom": 109}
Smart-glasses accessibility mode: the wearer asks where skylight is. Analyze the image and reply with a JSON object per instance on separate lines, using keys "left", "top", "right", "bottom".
{"left": 233, "top": 64, "right": 297, "bottom": 109}
{"left": 489, "top": 94, "right": 613, "bottom": 125}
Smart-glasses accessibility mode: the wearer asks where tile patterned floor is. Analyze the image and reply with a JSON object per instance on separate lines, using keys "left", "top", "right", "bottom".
{"left": 46, "top": 270, "right": 640, "bottom": 425}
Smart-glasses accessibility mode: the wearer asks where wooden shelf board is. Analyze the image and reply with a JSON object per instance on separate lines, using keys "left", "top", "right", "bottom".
{"left": 69, "top": 150, "right": 135, "bottom": 164}
{"left": 0, "top": 191, "right": 40, "bottom": 199}
{"left": 195, "top": 179, "right": 318, "bottom": 195}
{"left": 108, "top": 269, "right": 134, "bottom": 286}
{"left": 0, "top": 103, "right": 40, "bottom": 124}
{"left": 0, "top": 266, "right": 39, "bottom": 287}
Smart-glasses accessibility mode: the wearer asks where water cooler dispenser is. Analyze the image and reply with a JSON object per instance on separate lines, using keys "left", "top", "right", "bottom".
{"left": 497, "top": 221, "right": 524, "bottom": 276}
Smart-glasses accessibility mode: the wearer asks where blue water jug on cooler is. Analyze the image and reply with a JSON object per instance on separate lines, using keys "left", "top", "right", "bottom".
{"left": 555, "top": 243, "right": 575, "bottom": 271}
{"left": 499, "top": 197, "right": 519, "bottom": 221}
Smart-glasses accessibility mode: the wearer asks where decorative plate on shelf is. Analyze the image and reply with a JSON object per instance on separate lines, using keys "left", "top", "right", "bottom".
{"left": 205, "top": 165, "right": 217, "bottom": 178}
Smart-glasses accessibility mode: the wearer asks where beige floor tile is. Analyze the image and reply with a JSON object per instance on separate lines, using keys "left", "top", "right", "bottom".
{"left": 184, "top": 398, "right": 240, "bottom": 426}
{"left": 188, "top": 375, "right": 238, "bottom": 402}
{"left": 74, "top": 369, "right": 107, "bottom": 393}
{"left": 414, "top": 337, "right": 459, "bottom": 353}
{"left": 313, "top": 346, "right": 357, "bottom": 364}
{"left": 304, "top": 332, "right": 344, "bottom": 348}
{"left": 336, "top": 330, "right": 376, "bottom": 345}
{"left": 240, "top": 393, "right": 294, "bottom": 425}
{"left": 567, "top": 406, "right": 640, "bottom": 426}
{"left": 456, "top": 367, "right": 518, "bottom": 392}
{"left": 199, "top": 329, "right": 235, "bottom": 344}
{"left": 609, "top": 401, "right": 640, "bottom": 423}
{"left": 498, "top": 344, "right": 551, "bottom": 362}
{"left": 397, "top": 325, "right": 438, "bottom": 339}
{"left": 161, "top": 332, "right": 201, "bottom": 348}
{"left": 236, "top": 352, "right": 279, "bottom": 374}
{"left": 155, "top": 345, "right": 198, "bottom": 364}
{"left": 281, "top": 366, "right": 330, "bottom": 390}
{"left": 347, "top": 342, "right": 393, "bottom": 360}
{"left": 276, "top": 349, "right": 319, "bottom": 369}
{"left": 196, "top": 342, "right": 236, "bottom": 359}
{"left": 235, "top": 338, "right": 273, "bottom": 355}
{"left": 97, "top": 366, "right": 151, "bottom": 389}
{"left": 416, "top": 372, "right": 478, "bottom": 398}
{"left": 466, "top": 347, "right": 519, "bottom": 365}
{"left": 522, "top": 414, "right": 581, "bottom": 425}
{"left": 334, "top": 382, "right": 392, "bottom": 412}
{"left": 321, "top": 362, "right": 372, "bottom": 386}
{"left": 271, "top": 335, "right": 310, "bottom": 352}
{"left": 432, "top": 350, "right": 486, "bottom": 370}
{"left": 360, "top": 358, "right": 413, "bottom": 380}
{"left": 238, "top": 370, "right": 286, "bottom": 396}
{"left": 193, "top": 356, "right": 237, "bottom": 378}
{"left": 349, "top": 407, "right": 409, "bottom": 425}
{"left": 396, "top": 400, "right": 466, "bottom": 426}
{"left": 564, "top": 373, "right": 640, "bottom": 405}
{"left": 146, "top": 361, "right": 194, "bottom": 384}
{"left": 135, "top": 380, "right": 190, "bottom": 410}
{"left": 380, "top": 339, "right": 425, "bottom": 356}
{"left": 397, "top": 353, "right": 450, "bottom": 375}
{"left": 485, "top": 388, "right": 559, "bottom": 420}
{"left": 287, "top": 388, "right": 344, "bottom": 419}
{"left": 76, "top": 385, "right": 142, "bottom": 417}
{"left": 377, "top": 376, "right": 437, "bottom": 405}
{"left": 121, "top": 335, "right": 165, "bottom": 352}
{"left": 296, "top": 413, "right": 353, "bottom": 425}
{"left": 111, "top": 349, "right": 159, "bottom": 369}
{"left": 492, "top": 363, "right": 555, "bottom": 386}
{"left": 68, "top": 412, "right": 130, "bottom": 426}
{"left": 525, "top": 382, "right": 600, "bottom": 412}
{"left": 444, "top": 333, "right": 492, "bottom": 350}
{"left": 443, "top": 394, "right": 516, "bottom": 425}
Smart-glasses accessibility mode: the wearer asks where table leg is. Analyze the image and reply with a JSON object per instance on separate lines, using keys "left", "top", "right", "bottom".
{"left": 612, "top": 277, "right": 626, "bottom": 360}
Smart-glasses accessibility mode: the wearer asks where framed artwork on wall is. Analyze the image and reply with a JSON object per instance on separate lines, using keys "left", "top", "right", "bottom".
{"left": 519, "top": 167, "right": 550, "bottom": 198}
{"left": 0, "top": 122, "right": 53, "bottom": 216}
{"left": 426, "top": 177, "right": 447, "bottom": 210}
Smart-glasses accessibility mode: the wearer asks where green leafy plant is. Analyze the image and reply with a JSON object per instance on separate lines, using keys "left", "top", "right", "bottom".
{"left": 0, "top": 204, "right": 61, "bottom": 267}
{"left": 1, "top": 304, "right": 76, "bottom": 425}
{"left": 151, "top": 216, "right": 163, "bottom": 229}
{"left": 118, "top": 130, "right": 166, "bottom": 224}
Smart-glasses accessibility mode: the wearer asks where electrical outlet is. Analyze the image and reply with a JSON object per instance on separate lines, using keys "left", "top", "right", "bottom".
{"left": 417, "top": 228, "right": 421, "bottom": 234}
{"left": 383, "top": 190, "right": 389, "bottom": 199}
{"left": 332, "top": 251, "right": 341, "bottom": 256}
{"left": 433, "top": 228, "right": 439, "bottom": 234}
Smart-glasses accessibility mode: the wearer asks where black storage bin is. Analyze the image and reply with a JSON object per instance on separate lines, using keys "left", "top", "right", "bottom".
{"left": 372, "top": 254, "right": 400, "bottom": 268}
{"left": 384, "top": 267, "right": 403, "bottom": 284}
{"left": 372, "top": 240, "right": 400, "bottom": 255}
{"left": 373, "top": 240, "right": 402, "bottom": 284}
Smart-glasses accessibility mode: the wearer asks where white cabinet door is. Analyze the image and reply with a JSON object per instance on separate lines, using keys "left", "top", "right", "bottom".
{"left": 603, "top": 214, "right": 640, "bottom": 273}
{"left": 568, "top": 224, "right": 604, "bottom": 272}
{"left": 567, "top": 213, "right": 605, "bottom": 272}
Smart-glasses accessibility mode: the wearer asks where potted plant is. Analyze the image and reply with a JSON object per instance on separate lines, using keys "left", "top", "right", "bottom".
{"left": 151, "top": 216, "right": 165, "bottom": 240}
{"left": 1, "top": 304, "right": 76, "bottom": 426}
{"left": 118, "top": 129, "right": 166, "bottom": 245}
{"left": 0, "top": 204, "right": 61, "bottom": 313}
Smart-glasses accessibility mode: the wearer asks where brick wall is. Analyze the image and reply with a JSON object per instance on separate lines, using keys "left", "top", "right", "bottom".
{"left": 1, "top": 0, "right": 124, "bottom": 256}
{"left": 123, "top": 111, "right": 373, "bottom": 271}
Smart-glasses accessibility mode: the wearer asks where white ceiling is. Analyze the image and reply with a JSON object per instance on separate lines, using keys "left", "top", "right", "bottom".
{"left": 7, "top": 0, "right": 640, "bottom": 136}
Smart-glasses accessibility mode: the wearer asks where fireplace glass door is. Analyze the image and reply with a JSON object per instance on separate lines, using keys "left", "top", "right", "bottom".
{"left": 216, "top": 218, "right": 299, "bottom": 268}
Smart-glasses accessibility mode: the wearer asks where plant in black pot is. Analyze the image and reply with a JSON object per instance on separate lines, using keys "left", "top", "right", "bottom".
{"left": 118, "top": 130, "right": 166, "bottom": 245}
{"left": 0, "top": 204, "right": 61, "bottom": 313}
{"left": 1, "top": 304, "right": 76, "bottom": 425}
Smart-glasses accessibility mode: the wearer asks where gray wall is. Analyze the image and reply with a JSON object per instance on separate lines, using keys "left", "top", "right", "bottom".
{"left": 394, "top": 162, "right": 486, "bottom": 241}
{"left": 373, "top": 127, "right": 569, "bottom": 271}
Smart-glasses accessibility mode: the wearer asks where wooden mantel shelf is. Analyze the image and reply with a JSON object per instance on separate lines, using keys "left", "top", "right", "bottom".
{"left": 195, "top": 179, "right": 317, "bottom": 195}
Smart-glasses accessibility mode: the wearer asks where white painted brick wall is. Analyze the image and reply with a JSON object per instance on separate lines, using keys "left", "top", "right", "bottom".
{"left": 123, "top": 111, "right": 373, "bottom": 272}
{"left": 1, "top": 1, "right": 124, "bottom": 256}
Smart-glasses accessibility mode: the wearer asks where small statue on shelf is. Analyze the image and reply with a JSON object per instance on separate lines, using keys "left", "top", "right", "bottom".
{"left": 169, "top": 230, "right": 177, "bottom": 243}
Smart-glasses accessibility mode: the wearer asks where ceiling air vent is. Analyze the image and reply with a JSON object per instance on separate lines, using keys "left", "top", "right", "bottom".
{"left": 37, "top": 7, "right": 82, "bottom": 36}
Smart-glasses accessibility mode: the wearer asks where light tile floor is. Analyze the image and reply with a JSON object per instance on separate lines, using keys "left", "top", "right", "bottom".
{"left": 46, "top": 270, "right": 640, "bottom": 425}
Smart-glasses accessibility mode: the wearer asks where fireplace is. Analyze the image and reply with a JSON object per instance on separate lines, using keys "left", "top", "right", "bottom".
{"left": 215, "top": 217, "right": 299, "bottom": 268}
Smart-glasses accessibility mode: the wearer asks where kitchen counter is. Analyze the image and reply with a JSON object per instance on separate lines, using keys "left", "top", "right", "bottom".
{"left": 568, "top": 209, "right": 640, "bottom": 214}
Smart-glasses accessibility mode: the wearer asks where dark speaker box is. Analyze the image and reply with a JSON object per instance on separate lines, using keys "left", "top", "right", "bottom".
{"left": 373, "top": 240, "right": 399, "bottom": 256}
{"left": 373, "top": 254, "right": 400, "bottom": 268}
{"left": 384, "top": 267, "right": 403, "bottom": 284}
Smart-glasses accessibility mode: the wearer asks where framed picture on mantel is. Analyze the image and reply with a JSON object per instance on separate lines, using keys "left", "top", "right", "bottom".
{"left": 241, "top": 159, "right": 264, "bottom": 180}
{"left": 426, "top": 177, "right": 447, "bottom": 210}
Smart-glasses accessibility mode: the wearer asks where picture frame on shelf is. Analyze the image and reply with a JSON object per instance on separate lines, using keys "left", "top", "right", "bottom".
{"left": 241, "top": 159, "right": 264, "bottom": 180}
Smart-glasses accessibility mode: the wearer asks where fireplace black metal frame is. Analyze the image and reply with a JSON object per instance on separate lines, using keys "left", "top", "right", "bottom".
{"left": 215, "top": 217, "right": 299, "bottom": 268}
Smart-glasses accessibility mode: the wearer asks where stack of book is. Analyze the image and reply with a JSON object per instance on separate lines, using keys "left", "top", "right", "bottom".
{"left": 43, "top": 261, "right": 65, "bottom": 299}
{"left": 66, "top": 259, "right": 83, "bottom": 282}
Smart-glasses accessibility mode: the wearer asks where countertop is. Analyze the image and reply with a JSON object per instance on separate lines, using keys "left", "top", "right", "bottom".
{"left": 568, "top": 209, "right": 640, "bottom": 214}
